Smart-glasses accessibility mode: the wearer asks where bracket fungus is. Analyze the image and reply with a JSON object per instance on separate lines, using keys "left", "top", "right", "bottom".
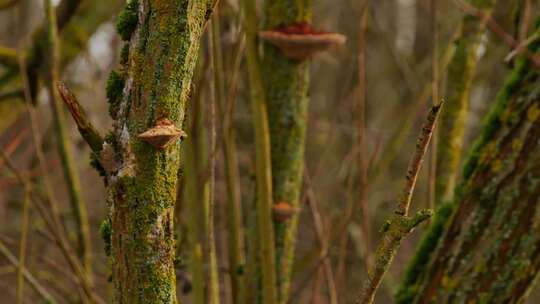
{"left": 137, "top": 118, "right": 187, "bottom": 149}
{"left": 259, "top": 22, "right": 346, "bottom": 60}
{"left": 272, "top": 201, "right": 299, "bottom": 222}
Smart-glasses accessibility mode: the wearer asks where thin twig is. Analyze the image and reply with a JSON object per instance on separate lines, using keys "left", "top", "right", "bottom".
{"left": 0, "top": 240, "right": 57, "bottom": 303}
{"left": 355, "top": 102, "right": 443, "bottom": 304}
{"left": 212, "top": 10, "right": 247, "bottom": 304}
{"left": 0, "top": 148, "right": 103, "bottom": 304}
{"left": 427, "top": 0, "right": 439, "bottom": 210}
{"left": 18, "top": 56, "right": 103, "bottom": 304}
{"left": 206, "top": 17, "right": 221, "bottom": 304}
{"left": 16, "top": 184, "right": 30, "bottom": 304}
{"left": 304, "top": 170, "right": 338, "bottom": 304}
{"left": 452, "top": 0, "right": 540, "bottom": 67}
{"left": 241, "top": 0, "right": 278, "bottom": 302}
{"left": 44, "top": 0, "right": 92, "bottom": 280}
{"left": 396, "top": 102, "right": 443, "bottom": 216}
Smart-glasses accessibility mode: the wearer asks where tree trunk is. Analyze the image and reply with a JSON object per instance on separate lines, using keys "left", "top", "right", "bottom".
{"left": 261, "top": 1, "right": 311, "bottom": 302}
{"left": 105, "top": 1, "right": 213, "bottom": 303}
{"left": 435, "top": 0, "right": 494, "bottom": 203}
{"left": 397, "top": 42, "right": 540, "bottom": 304}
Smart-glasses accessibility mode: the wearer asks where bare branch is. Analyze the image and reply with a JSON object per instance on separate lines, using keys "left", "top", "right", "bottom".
{"left": 56, "top": 81, "right": 104, "bottom": 153}
{"left": 452, "top": 0, "right": 540, "bottom": 67}
{"left": 356, "top": 102, "right": 443, "bottom": 304}
{"left": 0, "top": 240, "right": 57, "bottom": 304}
{"left": 396, "top": 101, "right": 443, "bottom": 216}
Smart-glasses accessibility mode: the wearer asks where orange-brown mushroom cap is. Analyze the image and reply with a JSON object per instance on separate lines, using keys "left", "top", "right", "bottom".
{"left": 272, "top": 201, "right": 299, "bottom": 222}
{"left": 137, "top": 118, "right": 187, "bottom": 149}
{"left": 259, "top": 23, "right": 346, "bottom": 60}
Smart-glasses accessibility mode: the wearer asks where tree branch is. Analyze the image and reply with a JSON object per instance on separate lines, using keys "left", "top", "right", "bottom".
{"left": 452, "top": 0, "right": 540, "bottom": 67}
{"left": 56, "top": 81, "right": 103, "bottom": 153}
{"left": 355, "top": 102, "right": 443, "bottom": 304}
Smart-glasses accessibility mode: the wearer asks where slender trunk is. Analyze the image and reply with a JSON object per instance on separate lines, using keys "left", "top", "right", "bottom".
{"left": 435, "top": 0, "right": 495, "bottom": 203}
{"left": 102, "top": 1, "right": 213, "bottom": 302}
{"left": 209, "top": 11, "right": 246, "bottom": 304}
{"left": 241, "top": 0, "right": 278, "bottom": 302}
{"left": 261, "top": 1, "right": 312, "bottom": 302}
{"left": 397, "top": 36, "right": 540, "bottom": 304}
{"left": 42, "top": 0, "right": 92, "bottom": 281}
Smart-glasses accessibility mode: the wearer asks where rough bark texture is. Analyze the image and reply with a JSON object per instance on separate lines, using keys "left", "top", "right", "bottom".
{"left": 104, "top": 1, "right": 213, "bottom": 303}
{"left": 261, "top": 1, "right": 311, "bottom": 302}
{"left": 435, "top": 0, "right": 494, "bottom": 203}
{"left": 397, "top": 40, "right": 540, "bottom": 304}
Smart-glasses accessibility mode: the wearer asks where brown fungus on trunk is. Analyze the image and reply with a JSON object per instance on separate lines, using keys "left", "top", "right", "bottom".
{"left": 137, "top": 118, "right": 187, "bottom": 149}
{"left": 272, "top": 201, "right": 299, "bottom": 222}
{"left": 259, "top": 22, "right": 346, "bottom": 60}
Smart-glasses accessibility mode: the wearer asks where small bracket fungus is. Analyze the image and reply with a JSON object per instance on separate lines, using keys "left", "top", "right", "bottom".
{"left": 259, "top": 22, "right": 346, "bottom": 60}
{"left": 137, "top": 118, "right": 187, "bottom": 149}
{"left": 272, "top": 201, "right": 299, "bottom": 222}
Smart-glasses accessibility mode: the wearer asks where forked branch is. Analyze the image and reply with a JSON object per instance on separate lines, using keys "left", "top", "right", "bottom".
{"left": 355, "top": 101, "right": 443, "bottom": 304}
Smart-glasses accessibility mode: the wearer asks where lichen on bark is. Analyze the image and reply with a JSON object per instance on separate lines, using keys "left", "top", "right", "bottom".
{"left": 261, "top": 1, "right": 312, "bottom": 302}
{"left": 101, "top": 1, "right": 213, "bottom": 303}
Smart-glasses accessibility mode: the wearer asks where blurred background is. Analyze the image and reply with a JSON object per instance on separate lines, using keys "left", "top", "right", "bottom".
{"left": 0, "top": 0, "right": 536, "bottom": 303}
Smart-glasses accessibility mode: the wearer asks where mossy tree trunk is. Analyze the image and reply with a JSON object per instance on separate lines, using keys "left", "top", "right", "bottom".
{"left": 397, "top": 44, "right": 540, "bottom": 304}
{"left": 261, "top": 1, "right": 312, "bottom": 303}
{"left": 435, "top": 0, "right": 494, "bottom": 203}
{"left": 103, "top": 1, "right": 214, "bottom": 303}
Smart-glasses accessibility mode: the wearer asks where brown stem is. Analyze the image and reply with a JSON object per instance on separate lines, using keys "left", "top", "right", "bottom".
{"left": 56, "top": 81, "right": 104, "bottom": 153}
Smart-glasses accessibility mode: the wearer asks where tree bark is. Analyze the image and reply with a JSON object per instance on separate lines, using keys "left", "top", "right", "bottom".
{"left": 435, "top": 0, "right": 494, "bottom": 203}
{"left": 261, "top": 1, "right": 311, "bottom": 302}
{"left": 104, "top": 1, "right": 213, "bottom": 303}
{"left": 397, "top": 43, "right": 540, "bottom": 304}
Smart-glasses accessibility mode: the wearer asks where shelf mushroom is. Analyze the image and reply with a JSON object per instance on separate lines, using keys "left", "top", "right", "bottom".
{"left": 259, "top": 22, "right": 346, "bottom": 60}
{"left": 138, "top": 118, "right": 187, "bottom": 149}
{"left": 272, "top": 201, "right": 299, "bottom": 222}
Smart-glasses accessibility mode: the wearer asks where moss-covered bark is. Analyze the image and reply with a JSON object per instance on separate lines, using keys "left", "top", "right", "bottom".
{"left": 261, "top": 1, "right": 311, "bottom": 302}
{"left": 103, "top": 1, "right": 213, "bottom": 303}
{"left": 397, "top": 39, "right": 540, "bottom": 304}
{"left": 435, "top": 0, "right": 494, "bottom": 203}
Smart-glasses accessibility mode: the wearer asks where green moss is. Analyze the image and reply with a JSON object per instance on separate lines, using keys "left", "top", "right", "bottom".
{"left": 462, "top": 57, "right": 528, "bottom": 180}
{"left": 120, "top": 43, "right": 130, "bottom": 66}
{"left": 397, "top": 23, "right": 540, "bottom": 303}
{"left": 106, "top": 70, "right": 125, "bottom": 120}
{"left": 116, "top": 0, "right": 139, "bottom": 41}
{"left": 99, "top": 218, "right": 112, "bottom": 256}
{"left": 395, "top": 202, "right": 454, "bottom": 304}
